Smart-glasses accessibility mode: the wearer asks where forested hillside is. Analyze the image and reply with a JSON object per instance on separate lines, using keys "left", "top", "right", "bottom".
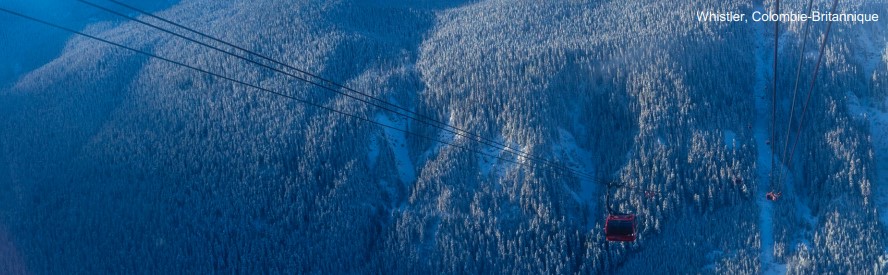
{"left": 0, "top": 0, "right": 885, "bottom": 273}
{"left": 0, "top": 0, "right": 177, "bottom": 88}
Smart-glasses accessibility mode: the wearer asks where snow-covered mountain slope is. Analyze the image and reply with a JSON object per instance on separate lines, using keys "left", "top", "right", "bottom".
{"left": 0, "top": 0, "right": 885, "bottom": 273}
{"left": 851, "top": 34, "right": 887, "bottom": 240}
{"left": 0, "top": 0, "right": 179, "bottom": 89}
{"left": 771, "top": 1, "right": 888, "bottom": 273}
{"left": 875, "top": 49, "right": 888, "bottom": 224}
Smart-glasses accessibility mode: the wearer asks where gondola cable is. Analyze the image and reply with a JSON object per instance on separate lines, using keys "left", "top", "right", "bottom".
{"left": 774, "top": 0, "right": 816, "bottom": 195}
{"left": 0, "top": 7, "right": 591, "bottom": 183}
{"left": 76, "top": 0, "right": 600, "bottom": 182}
{"left": 769, "top": 0, "right": 780, "bottom": 194}
{"left": 781, "top": 0, "right": 839, "bottom": 178}
{"left": 0, "top": 7, "right": 667, "bottom": 196}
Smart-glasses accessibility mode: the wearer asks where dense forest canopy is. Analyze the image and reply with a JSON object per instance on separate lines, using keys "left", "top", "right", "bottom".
{"left": 0, "top": 0, "right": 886, "bottom": 273}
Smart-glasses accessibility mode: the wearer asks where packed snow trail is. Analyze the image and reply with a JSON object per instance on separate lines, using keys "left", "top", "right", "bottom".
{"left": 752, "top": 3, "right": 786, "bottom": 273}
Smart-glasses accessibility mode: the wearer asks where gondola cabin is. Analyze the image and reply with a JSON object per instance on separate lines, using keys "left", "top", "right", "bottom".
{"left": 605, "top": 214, "right": 637, "bottom": 242}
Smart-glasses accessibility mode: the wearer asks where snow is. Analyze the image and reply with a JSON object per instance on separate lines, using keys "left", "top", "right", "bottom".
{"left": 724, "top": 130, "right": 737, "bottom": 149}
{"left": 848, "top": 95, "right": 888, "bottom": 228}
{"left": 845, "top": 24, "right": 888, "bottom": 228}
{"left": 752, "top": 8, "right": 787, "bottom": 273}
{"left": 477, "top": 146, "right": 495, "bottom": 177}
{"left": 849, "top": 15, "right": 887, "bottom": 79}
{"left": 367, "top": 134, "right": 380, "bottom": 168}
{"left": 552, "top": 129, "right": 598, "bottom": 228}
{"left": 703, "top": 250, "right": 725, "bottom": 273}
{"left": 476, "top": 136, "right": 513, "bottom": 178}
{"left": 375, "top": 114, "right": 415, "bottom": 184}
{"left": 872, "top": 106, "right": 888, "bottom": 228}
{"left": 473, "top": 127, "right": 598, "bottom": 229}
{"left": 846, "top": 15, "right": 888, "bottom": 228}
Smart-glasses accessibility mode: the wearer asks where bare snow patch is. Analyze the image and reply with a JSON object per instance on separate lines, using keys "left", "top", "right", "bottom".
{"left": 376, "top": 114, "right": 415, "bottom": 184}
{"left": 367, "top": 133, "right": 380, "bottom": 168}
{"left": 552, "top": 128, "right": 597, "bottom": 229}
{"left": 476, "top": 136, "right": 517, "bottom": 179}
{"left": 724, "top": 130, "right": 737, "bottom": 149}
{"left": 553, "top": 129, "right": 597, "bottom": 203}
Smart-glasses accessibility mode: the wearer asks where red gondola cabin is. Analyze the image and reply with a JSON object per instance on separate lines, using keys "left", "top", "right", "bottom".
{"left": 766, "top": 191, "right": 781, "bottom": 201}
{"left": 605, "top": 214, "right": 637, "bottom": 242}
